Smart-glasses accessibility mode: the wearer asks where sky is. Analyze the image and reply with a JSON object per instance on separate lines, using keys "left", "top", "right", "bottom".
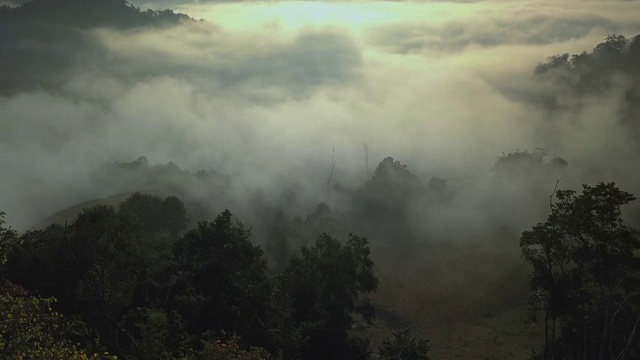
{"left": 1, "top": 0, "right": 640, "bottom": 235}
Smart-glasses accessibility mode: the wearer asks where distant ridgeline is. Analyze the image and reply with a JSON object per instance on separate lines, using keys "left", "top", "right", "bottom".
{"left": 0, "top": 0, "right": 192, "bottom": 28}
{"left": 30, "top": 156, "right": 231, "bottom": 231}
{"left": 0, "top": 0, "right": 193, "bottom": 94}
{"left": 92, "top": 156, "right": 231, "bottom": 223}
{"left": 534, "top": 34, "right": 640, "bottom": 126}
{"left": 535, "top": 34, "right": 640, "bottom": 90}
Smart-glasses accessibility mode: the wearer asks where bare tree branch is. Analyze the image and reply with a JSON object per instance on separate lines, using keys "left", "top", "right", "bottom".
{"left": 327, "top": 146, "right": 340, "bottom": 201}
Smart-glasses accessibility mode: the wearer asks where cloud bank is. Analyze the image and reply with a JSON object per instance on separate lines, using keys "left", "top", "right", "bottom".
{"left": 1, "top": 0, "right": 640, "bottom": 244}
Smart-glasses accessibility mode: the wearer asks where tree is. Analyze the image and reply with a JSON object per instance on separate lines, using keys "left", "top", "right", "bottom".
{"left": 493, "top": 148, "right": 567, "bottom": 175}
{"left": 161, "top": 195, "right": 188, "bottom": 236}
{"left": 0, "top": 211, "right": 16, "bottom": 266}
{"left": 170, "top": 210, "right": 272, "bottom": 350}
{"left": 520, "top": 182, "right": 640, "bottom": 359}
{"left": 5, "top": 205, "right": 150, "bottom": 355}
{"left": 352, "top": 157, "right": 424, "bottom": 243}
{"left": 534, "top": 34, "right": 640, "bottom": 104}
{"left": 278, "top": 233, "right": 378, "bottom": 359}
{"left": 1, "top": 212, "right": 115, "bottom": 360}
{"left": 379, "top": 328, "right": 430, "bottom": 360}
{"left": 201, "top": 336, "right": 271, "bottom": 360}
{"left": 265, "top": 212, "right": 299, "bottom": 274}
{"left": 119, "top": 193, "right": 188, "bottom": 238}
{"left": 121, "top": 306, "right": 194, "bottom": 360}
{"left": 119, "top": 193, "right": 164, "bottom": 234}
{"left": 0, "top": 280, "right": 116, "bottom": 360}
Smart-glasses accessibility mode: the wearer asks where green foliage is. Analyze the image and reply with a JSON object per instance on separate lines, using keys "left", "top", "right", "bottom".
{"left": 201, "top": 336, "right": 271, "bottom": 360}
{"left": 520, "top": 182, "right": 640, "bottom": 359}
{"left": 0, "top": 280, "right": 115, "bottom": 360}
{"left": 0, "top": 211, "right": 17, "bottom": 265}
{"left": 4, "top": 201, "right": 382, "bottom": 359}
{"left": 119, "top": 193, "right": 164, "bottom": 233}
{"left": 379, "top": 328, "right": 430, "bottom": 360}
{"left": 279, "top": 233, "right": 378, "bottom": 359}
{"left": 171, "top": 210, "right": 272, "bottom": 348}
{"left": 119, "top": 192, "right": 188, "bottom": 237}
{"left": 122, "top": 307, "right": 194, "bottom": 360}
{"left": 137, "top": 308, "right": 169, "bottom": 355}
{"left": 6, "top": 204, "right": 159, "bottom": 355}
{"left": 264, "top": 203, "right": 344, "bottom": 274}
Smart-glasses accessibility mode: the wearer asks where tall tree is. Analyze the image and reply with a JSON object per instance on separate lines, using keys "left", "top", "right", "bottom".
{"left": 379, "top": 328, "right": 430, "bottom": 360}
{"left": 0, "top": 211, "right": 16, "bottom": 266}
{"left": 6, "top": 205, "right": 154, "bottom": 355}
{"left": 352, "top": 157, "right": 424, "bottom": 243}
{"left": 521, "top": 182, "right": 640, "bottom": 359}
{"left": 279, "top": 233, "right": 378, "bottom": 360}
{"left": 170, "top": 210, "right": 272, "bottom": 349}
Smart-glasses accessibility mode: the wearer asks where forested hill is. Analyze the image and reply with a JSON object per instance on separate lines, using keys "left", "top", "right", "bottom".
{"left": 0, "top": 0, "right": 192, "bottom": 28}
{"left": 0, "top": 0, "right": 193, "bottom": 94}
{"left": 529, "top": 34, "right": 640, "bottom": 130}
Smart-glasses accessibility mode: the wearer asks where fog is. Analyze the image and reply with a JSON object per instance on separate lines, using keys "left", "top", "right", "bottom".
{"left": 1, "top": 0, "right": 640, "bottom": 248}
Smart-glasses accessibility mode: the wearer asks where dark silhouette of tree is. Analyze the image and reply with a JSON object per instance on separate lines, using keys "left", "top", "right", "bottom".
{"left": 161, "top": 196, "right": 189, "bottom": 236}
{"left": 0, "top": 211, "right": 16, "bottom": 266}
{"left": 119, "top": 193, "right": 164, "bottom": 234}
{"left": 0, "top": 0, "right": 192, "bottom": 94}
{"left": 119, "top": 192, "right": 188, "bottom": 238}
{"left": 0, "top": 0, "right": 191, "bottom": 29}
{"left": 521, "top": 182, "right": 640, "bottom": 359}
{"left": 6, "top": 205, "right": 149, "bottom": 354}
{"left": 170, "top": 210, "right": 272, "bottom": 350}
{"left": 0, "top": 280, "right": 115, "bottom": 360}
{"left": 352, "top": 157, "right": 424, "bottom": 243}
{"left": 494, "top": 148, "right": 567, "bottom": 175}
{"left": 534, "top": 34, "right": 640, "bottom": 127}
{"left": 1, "top": 212, "right": 118, "bottom": 358}
{"left": 278, "top": 233, "right": 378, "bottom": 360}
{"left": 3, "top": 203, "right": 382, "bottom": 359}
{"left": 264, "top": 203, "right": 346, "bottom": 275}
{"left": 262, "top": 210, "right": 298, "bottom": 271}
{"left": 304, "top": 202, "right": 341, "bottom": 238}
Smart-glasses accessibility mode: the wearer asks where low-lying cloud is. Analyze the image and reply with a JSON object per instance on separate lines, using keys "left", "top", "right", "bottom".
{"left": 1, "top": 0, "right": 640, "bottom": 245}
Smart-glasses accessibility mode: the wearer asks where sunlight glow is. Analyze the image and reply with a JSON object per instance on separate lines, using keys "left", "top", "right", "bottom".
{"left": 187, "top": 1, "right": 475, "bottom": 33}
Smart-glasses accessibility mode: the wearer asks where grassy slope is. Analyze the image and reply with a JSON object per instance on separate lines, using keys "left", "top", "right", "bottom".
{"left": 31, "top": 193, "right": 136, "bottom": 230}
{"left": 364, "top": 241, "right": 544, "bottom": 359}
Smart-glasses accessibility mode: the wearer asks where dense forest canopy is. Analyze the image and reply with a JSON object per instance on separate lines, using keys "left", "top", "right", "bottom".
{"left": 2, "top": 181, "right": 639, "bottom": 359}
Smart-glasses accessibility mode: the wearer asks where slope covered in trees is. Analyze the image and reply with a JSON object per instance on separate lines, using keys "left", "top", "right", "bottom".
{"left": 0, "top": 0, "right": 191, "bottom": 28}
{"left": 533, "top": 34, "right": 640, "bottom": 130}
{"left": 0, "top": 198, "right": 394, "bottom": 359}
{"left": 0, "top": 0, "right": 192, "bottom": 94}
{"left": 3, "top": 179, "right": 639, "bottom": 359}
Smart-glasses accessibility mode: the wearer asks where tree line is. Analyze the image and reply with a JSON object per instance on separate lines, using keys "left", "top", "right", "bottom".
{"left": 1, "top": 157, "right": 640, "bottom": 359}
{"left": 0, "top": 193, "right": 429, "bottom": 359}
